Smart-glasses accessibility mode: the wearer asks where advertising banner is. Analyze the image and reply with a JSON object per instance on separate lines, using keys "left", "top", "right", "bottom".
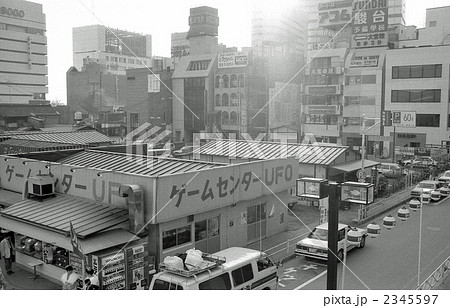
{"left": 317, "top": 0, "right": 353, "bottom": 30}
{"left": 155, "top": 158, "right": 297, "bottom": 223}
{"left": 351, "top": 0, "right": 388, "bottom": 48}
{"left": 218, "top": 52, "right": 248, "bottom": 69}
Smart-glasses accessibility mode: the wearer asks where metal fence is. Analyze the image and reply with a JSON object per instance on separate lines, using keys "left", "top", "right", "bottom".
{"left": 263, "top": 231, "right": 310, "bottom": 263}
{"left": 417, "top": 255, "right": 450, "bottom": 290}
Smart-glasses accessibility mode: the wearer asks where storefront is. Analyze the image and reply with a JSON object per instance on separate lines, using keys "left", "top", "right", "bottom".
{"left": 0, "top": 149, "right": 298, "bottom": 278}
{"left": 0, "top": 195, "right": 151, "bottom": 289}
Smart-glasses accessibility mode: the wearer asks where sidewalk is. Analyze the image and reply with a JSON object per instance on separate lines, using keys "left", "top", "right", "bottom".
{"left": 1, "top": 260, "right": 60, "bottom": 290}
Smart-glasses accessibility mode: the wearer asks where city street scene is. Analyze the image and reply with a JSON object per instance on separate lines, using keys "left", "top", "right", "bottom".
{"left": 1, "top": 0, "right": 450, "bottom": 303}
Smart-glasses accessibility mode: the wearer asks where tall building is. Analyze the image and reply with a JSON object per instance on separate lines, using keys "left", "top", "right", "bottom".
{"left": 72, "top": 25, "right": 152, "bottom": 74}
{"left": 251, "top": 2, "right": 308, "bottom": 57}
{"left": 0, "top": 0, "right": 48, "bottom": 104}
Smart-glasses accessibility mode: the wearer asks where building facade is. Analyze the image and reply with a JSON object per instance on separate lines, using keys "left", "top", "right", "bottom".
{"left": 384, "top": 45, "right": 450, "bottom": 149}
{"left": 72, "top": 25, "right": 152, "bottom": 74}
{"left": 0, "top": 0, "right": 48, "bottom": 104}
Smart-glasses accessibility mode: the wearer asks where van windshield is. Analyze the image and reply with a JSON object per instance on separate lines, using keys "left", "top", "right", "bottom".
{"left": 308, "top": 228, "right": 328, "bottom": 241}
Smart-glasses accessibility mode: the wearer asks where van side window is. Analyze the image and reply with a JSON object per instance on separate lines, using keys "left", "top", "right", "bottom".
{"left": 257, "top": 257, "right": 274, "bottom": 271}
{"left": 199, "top": 273, "right": 232, "bottom": 290}
{"left": 152, "top": 279, "right": 184, "bottom": 290}
{"left": 231, "top": 264, "right": 254, "bottom": 286}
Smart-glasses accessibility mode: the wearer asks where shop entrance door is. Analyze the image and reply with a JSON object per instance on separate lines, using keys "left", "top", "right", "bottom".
{"left": 247, "top": 203, "right": 267, "bottom": 244}
{"left": 194, "top": 216, "right": 220, "bottom": 253}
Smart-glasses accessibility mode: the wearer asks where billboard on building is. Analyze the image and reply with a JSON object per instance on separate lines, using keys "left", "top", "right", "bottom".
{"left": 148, "top": 74, "right": 160, "bottom": 93}
{"left": 218, "top": 52, "right": 248, "bottom": 69}
{"left": 317, "top": 0, "right": 353, "bottom": 30}
{"left": 171, "top": 45, "right": 190, "bottom": 58}
{"left": 351, "top": 0, "right": 388, "bottom": 48}
{"left": 187, "top": 7, "right": 219, "bottom": 38}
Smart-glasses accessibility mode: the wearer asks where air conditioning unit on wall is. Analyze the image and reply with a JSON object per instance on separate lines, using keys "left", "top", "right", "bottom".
{"left": 27, "top": 174, "right": 56, "bottom": 200}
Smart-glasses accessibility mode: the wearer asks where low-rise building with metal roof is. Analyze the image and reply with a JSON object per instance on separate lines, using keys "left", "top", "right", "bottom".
{"left": 0, "top": 148, "right": 298, "bottom": 288}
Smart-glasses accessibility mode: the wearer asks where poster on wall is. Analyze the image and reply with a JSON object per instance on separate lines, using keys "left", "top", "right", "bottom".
{"left": 125, "top": 244, "right": 149, "bottom": 290}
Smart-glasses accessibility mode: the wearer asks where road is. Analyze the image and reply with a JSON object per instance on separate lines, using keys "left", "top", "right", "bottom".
{"left": 278, "top": 196, "right": 450, "bottom": 290}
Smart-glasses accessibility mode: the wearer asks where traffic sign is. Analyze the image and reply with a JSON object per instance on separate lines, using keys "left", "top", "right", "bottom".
{"left": 356, "top": 170, "right": 367, "bottom": 180}
{"left": 392, "top": 111, "right": 416, "bottom": 128}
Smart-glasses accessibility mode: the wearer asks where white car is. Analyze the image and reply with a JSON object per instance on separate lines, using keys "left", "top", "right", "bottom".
{"left": 410, "top": 180, "right": 442, "bottom": 199}
{"left": 412, "top": 156, "right": 438, "bottom": 167}
{"left": 438, "top": 170, "right": 450, "bottom": 184}
{"left": 295, "top": 223, "right": 367, "bottom": 261}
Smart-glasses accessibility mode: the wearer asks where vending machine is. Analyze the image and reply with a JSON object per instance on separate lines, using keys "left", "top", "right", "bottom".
{"left": 91, "top": 248, "right": 126, "bottom": 290}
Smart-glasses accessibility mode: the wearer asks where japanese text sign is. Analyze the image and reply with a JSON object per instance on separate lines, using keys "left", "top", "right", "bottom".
{"left": 351, "top": 0, "right": 388, "bottom": 48}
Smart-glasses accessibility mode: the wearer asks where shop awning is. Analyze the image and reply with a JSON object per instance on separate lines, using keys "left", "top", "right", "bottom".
{"left": 0, "top": 215, "right": 138, "bottom": 254}
{"left": 1, "top": 195, "right": 129, "bottom": 238}
{"left": 329, "top": 159, "right": 380, "bottom": 173}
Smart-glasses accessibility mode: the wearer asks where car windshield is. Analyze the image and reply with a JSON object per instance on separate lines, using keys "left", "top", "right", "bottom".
{"left": 308, "top": 228, "right": 328, "bottom": 241}
{"left": 418, "top": 183, "right": 435, "bottom": 189}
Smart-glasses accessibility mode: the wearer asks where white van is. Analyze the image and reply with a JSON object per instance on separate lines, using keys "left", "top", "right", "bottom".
{"left": 149, "top": 247, "right": 278, "bottom": 290}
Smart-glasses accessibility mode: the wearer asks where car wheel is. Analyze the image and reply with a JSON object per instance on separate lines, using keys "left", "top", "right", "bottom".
{"left": 337, "top": 249, "right": 344, "bottom": 262}
{"left": 358, "top": 237, "right": 366, "bottom": 248}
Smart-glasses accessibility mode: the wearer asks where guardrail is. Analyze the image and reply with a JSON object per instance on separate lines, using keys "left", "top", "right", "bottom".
{"left": 263, "top": 231, "right": 310, "bottom": 263}
{"left": 417, "top": 255, "right": 450, "bottom": 290}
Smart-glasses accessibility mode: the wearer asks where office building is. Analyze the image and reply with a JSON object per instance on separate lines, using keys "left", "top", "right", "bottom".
{"left": 0, "top": 0, "right": 47, "bottom": 104}
{"left": 72, "top": 25, "right": 152, "bottom": 74}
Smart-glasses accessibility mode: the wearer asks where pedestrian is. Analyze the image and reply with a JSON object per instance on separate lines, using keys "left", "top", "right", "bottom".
{"left": 0, "top": 233, "right": 14, "bottom": 275}
{"left": 0, "top": 266, "right": 7, "bottom": 290}
{"left": 84, "top": 267, "right": 99, "bottom": 290}
{"left": 61, "top": 265, "right": 79, "bottom": 290}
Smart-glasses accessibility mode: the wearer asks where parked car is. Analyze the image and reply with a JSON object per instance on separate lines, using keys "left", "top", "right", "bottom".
{"left": 412, "top": 156, "right": 438, "bottom": 168}
{"left": 438, "top": 170, "right": 450, "bottom": 184}
{"left": 410, "top": 180, "right": 442, "bottom": 199}
{"left": 295, "top": 223, "right": 367, "bottom": 261}
{"left": 378, "top": 163, "right": 402, "bottom": 178}
{"left": 173, "top": 145, "right": 197, "bottom": 156}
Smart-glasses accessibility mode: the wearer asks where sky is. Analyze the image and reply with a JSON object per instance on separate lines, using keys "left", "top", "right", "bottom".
{"left": 29, "top": 0, "right": 450, "bottom": 104}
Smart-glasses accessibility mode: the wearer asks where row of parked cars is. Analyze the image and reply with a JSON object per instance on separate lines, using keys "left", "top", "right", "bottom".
{"left": 410, "top": 170, "right": 450, "bottom": 201}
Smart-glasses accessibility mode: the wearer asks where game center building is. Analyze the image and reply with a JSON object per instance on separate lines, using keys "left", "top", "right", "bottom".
{"left": 0, "top": 149, "right": 297, "bottom": 288}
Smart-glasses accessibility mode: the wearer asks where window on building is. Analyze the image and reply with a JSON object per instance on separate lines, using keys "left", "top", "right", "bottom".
{"left": 230, "top": 75, "right": 238, "bottom": 88}
{"left": 162, "top": 225, "right": 192, "bottom": 249}
{"left": 230, "top": 111, "right": 238, "bottom": 125}
{"left": 222, "top": 111, "right": 229, "bottom": 125}
{"left": 105, "top": 56, "right": 109, "bottom": 61}
{"left": 392, "top": 65, "right": 442, "bottom": 79}
{"left": 128, "top": 59, "right": 135, "bottom": 64}
{"left": 448, "top": 114, "right": 450, "bottom": 128}
{"left": 215, "top": 94, "right": 221, "bottom": 106}
{"left": 230, "top": 93, "right": 238, "bottom": 106}
{"left": 222, "top": 75, "right": 229, "bottom": 88}
{"left": 222, "top": 93, "right": 229, "bottom": 106}
{"left": 416, "top": 114, "right": 440, "bottom": 127}
{"left": 215, "top": 76, "right": 221, "bottom": 88}
{"left": 187, "top": 60, "right": 211, "bottom": 71}
{"left": 119, "top": 58, "right": 126, "bottom": 63}
{"left": 429, "top": 21, "right": 437, "bottom": 27}
{"left": 391, "top": 90, "right": 441, "bottom": 102}
{"left": 130, "top": 113, "right": 139, "bottom": 130}
{"left": 238, "top": 75, "right": 245, "bottom": 87}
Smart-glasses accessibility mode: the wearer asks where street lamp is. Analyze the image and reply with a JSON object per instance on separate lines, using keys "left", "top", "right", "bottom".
{"left": 360, "top": 114, "right": 381, "bottom": 182}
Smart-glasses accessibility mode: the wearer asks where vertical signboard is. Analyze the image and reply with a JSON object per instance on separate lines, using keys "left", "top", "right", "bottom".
{"left": 125, "top": 243, "right": 149, "bottom": 290}
{"left": 148, "top": 74, "right": 160, "bottom": 93}
{"left": 352, "top": 0, "right": 388, "bottom": 48}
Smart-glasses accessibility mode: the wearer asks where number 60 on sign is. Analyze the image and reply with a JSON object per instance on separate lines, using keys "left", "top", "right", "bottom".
{"left": 392, "top": 111, "right": 416, "bottom": 128}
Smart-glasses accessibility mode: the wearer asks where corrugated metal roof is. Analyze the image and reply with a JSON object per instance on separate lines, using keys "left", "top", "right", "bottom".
{"left": 58, "top": 149, "right": 225, "bottom": 176}
{"left": 1, "top": 194, "right": 128, "bottom": 238}
{"left": 0, "top": 104, "right": 59, "bottom": 117}
{"left": 0, "top": 138, "right": 81, "bottom": 150}
{"left": 7, "top": 131, "right": 112, "bottom": 145}
{"left": 330, "top": 159, "right": 380, "bottom": 172}
{"left": 197, "top": 139, "right": 348, "bottom": 166}
{"left": 0, "top": 215, "right": 138, "bottom": 254}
